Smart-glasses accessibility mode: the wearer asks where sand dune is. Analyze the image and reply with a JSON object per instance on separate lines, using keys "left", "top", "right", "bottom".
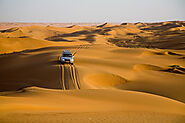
{"left": 84, "top": 73, "right": 127, "bottom": 89}
{"left": 1, "top": 87, "right": 185, "bottom": 122}
{"left": 0, "top": 21, "right": 185, "bottom": 122}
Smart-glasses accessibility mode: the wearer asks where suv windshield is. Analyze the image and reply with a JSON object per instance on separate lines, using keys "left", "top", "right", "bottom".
{"left": 63, "top": 54, "right": 72, "bottom": 57}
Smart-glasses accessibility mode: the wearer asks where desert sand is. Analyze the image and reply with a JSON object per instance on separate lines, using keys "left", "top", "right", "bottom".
{"left": 0, "top": 21, "right": 185, "bottom": 122}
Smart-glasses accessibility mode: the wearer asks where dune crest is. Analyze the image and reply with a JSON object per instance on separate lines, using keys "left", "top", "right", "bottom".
{"left": 134, "top": 64, "right": 163, "bottom": 71}
{"left": 97, "top": 22, "right": 112, "bottom": 28}
{"left": 67, "top": 25, "right": 81, "bottom": 28}
{"left": 1, "top": 86, "right": 185, "bottom": 114}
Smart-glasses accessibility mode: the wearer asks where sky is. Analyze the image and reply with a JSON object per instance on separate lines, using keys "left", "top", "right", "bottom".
{"left": 0, "top": 0, "right": 184, "bottom": 23}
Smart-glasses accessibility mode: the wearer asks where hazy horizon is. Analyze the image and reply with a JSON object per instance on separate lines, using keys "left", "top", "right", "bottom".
{"left": 0, "top": 0, "right": 185, "bottom": 23}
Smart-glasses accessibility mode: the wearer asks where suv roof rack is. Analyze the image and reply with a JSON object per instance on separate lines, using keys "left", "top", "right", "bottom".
{"left": 63, "top": 50, "right": 72, "bottom": 54}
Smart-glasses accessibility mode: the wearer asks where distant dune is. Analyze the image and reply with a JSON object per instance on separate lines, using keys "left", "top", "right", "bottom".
{"left": 0, "top": 22, "right": 105, "bottom": 30}
{"left": 0, "top": 21, "right": 184, "bottom": 54}
{"left": 0, "top": 21, "right": 185, "bottom": 122}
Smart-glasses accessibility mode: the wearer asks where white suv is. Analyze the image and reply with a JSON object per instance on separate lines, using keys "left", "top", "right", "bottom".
{"left": 60, "top": 50, "right": 74, "bottom": 64}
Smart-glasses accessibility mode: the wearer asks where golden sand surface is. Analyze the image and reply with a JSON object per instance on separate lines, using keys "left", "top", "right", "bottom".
{"left": 0, "top": 21, "right": 185, "bottom": 122}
